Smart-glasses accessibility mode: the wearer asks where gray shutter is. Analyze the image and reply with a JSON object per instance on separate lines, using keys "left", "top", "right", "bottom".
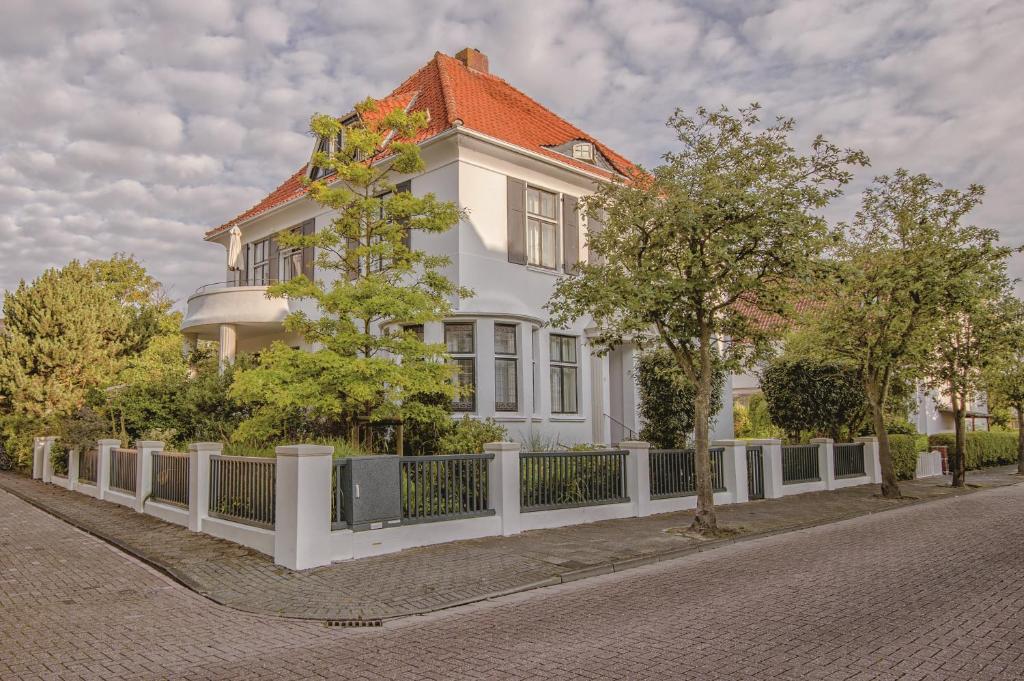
{"left": 397, "top": 179, "right": 412, "bottom": 249}
{"left": 268, "top": 233, "right": 280, "bottom": 282}
{"left": 301, "top": 219, "right": 315, "bottom": 281}
{"left": 587, "top": 210, "right": 605, "bottom": 264}
{"left": 562, "top": 195, "right": 579, "bottom": 272}
{"left": 506, "top": 177, "right": 527, "bottom": 265}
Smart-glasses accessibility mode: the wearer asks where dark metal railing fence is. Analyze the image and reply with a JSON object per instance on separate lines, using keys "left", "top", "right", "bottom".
{"left": 833, "top": 443, "right": 866, "bottom": 478}
{"left": 109, "top": 448, "right": 137, "bottom": 494}
{"left": 746, "top": 445, "right": 765, "bottom": 500}
{"left": 649, "top": 448, "right": 725, "bottom": 499}
{"left": 79, "top": 449, "right": 98, "bottom": 485}
{"left": 331, "top": 459, "right": 349, "bottom": 529}
{"left": 782, "top": 445, "right": 820, "bottom": 484}
{"left": 400, "top": 454, "right": 494, "bottom": 523}
{"left": 520, "top": 450, "right": 628, "bottom": 511}
{"left": 208, "top": 455, "right": 276, "bottom": 529}
{"left": 151, "top": 452, "right": 190, "bottom": 507}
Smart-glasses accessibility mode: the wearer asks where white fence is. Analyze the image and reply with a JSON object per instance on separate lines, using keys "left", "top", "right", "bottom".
{"left": 31, "top": 436, "right": 901, "bottom": 572}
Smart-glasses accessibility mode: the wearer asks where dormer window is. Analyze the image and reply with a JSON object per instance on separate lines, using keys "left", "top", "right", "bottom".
{"left": 571, "top": 142, "right": 595, "bottom": 162}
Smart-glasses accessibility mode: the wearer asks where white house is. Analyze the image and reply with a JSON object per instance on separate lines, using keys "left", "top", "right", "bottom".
{"left": 181, "top": 48, "right": 734, "bottom": 447}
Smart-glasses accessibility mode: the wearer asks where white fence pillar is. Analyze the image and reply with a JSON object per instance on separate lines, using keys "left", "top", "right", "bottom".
{"left": 32, "top": 437, "right": 46, "bottom": 479}
{"left": 274, "top": 444, "right": 334, "bottom": 570}
{"left": 67, "top": 447, "right": 79, "bottom": 491}
{"left": 812, "top": 438, "right": 836, "bottom": 490}
{"left": 135, "top": 440, "right": 163, "bottom": 512}
{"left": 485, "top": 441, "right": 521, "bottom": 536}
{"left": 855, "top": 436, "right": 882, "bottom": 483}
{"left": 96, "top": 439, "right": 119, "bottom": 500}
{"left": 619, "top": 441, "right": 651, "bottom": 517}
{"left": 713, "top": 440, "right": 749, "bottom": 505}
{"left": 188, "top": 442, "right": 220, "bottom": 532}
{"left": 749, "top": 439, "right": 784, "bottom": 499}
{"left": 41, "top": 436, "right": 57, "bottom": 484}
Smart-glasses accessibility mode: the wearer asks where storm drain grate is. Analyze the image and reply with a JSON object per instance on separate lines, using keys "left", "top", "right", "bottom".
{"left": 325, "top": 618, "right": 383, "bottom": 628}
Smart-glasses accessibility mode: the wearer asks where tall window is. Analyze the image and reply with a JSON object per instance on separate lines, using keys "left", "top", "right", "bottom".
{"left": 550, "top": 334, "right": 578, "bottom": 414}
{"left": 526, "top": 187, "right": 558, "bottom": 269}
{"left": 446, "top": 323, "right": 476, "bottom": 412}
{"left": 494, "top": 323, "right": 518, "bottom": 412}
{"left": 280, "top": 228, "right": 303, "bottom": 281}
{"left": 250, "top": 238, "right": 270, "bottom": 285}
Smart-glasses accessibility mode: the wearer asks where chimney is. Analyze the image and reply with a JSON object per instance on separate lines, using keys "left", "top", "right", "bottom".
{"left": 455, "top": 47, "right": 488, "bottom": 73}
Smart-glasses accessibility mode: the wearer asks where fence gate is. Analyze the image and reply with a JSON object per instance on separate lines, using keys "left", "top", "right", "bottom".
{"left": 746, "top": 446, "right": 765, "bottom": 500}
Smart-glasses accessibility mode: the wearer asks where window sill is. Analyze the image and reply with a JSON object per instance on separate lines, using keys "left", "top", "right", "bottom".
{"left": 492, "top": 415, "right": 528, "bottom": 423}
{"left": 549, "top": 415, "right": 585, "bottom": 422}
{"left": 525, "top": 265, "right": 563, "bottom": 277}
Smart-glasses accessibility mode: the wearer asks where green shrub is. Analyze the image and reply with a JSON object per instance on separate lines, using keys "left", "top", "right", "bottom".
{"left": 437, "top": 416, "right": 508, "bottom": 455}
{"left": 928, "top": 431, "right": 1018, "bottom": 470}
{"left": 888, "top": 434, "right": 919, "bottom": 480}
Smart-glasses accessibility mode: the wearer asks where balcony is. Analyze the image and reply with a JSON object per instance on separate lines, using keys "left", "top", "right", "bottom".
{"left": 180, "top": 280, "right": 291, "bottom": 340}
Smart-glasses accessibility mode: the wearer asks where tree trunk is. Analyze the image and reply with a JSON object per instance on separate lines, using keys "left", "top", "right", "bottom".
{"left": 690, "top": 338, "right": 717, "bottom": 534}
{"left": 951, "top": 402, "right": 967, "bottom": 487}
{"left": 1017, "top": 406, "right": 1024, "bottom": 476}
{"left": 867, "top": 382, "right": 901, "bottom": 499}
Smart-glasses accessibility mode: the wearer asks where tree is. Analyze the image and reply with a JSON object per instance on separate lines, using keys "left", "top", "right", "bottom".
{"left": 982, "top": 299, "right": 1024, "bottom": 476}
{"left": 797, "top": 170, "right": 1009, "bottom": 497}
{"left": 760, "top": 358, "right": 866, "bottom": 441}
{"left": 231, "top": 98, "right": 471, "bottom": 445}
{"left": 0, "top": 261, "right": 130, "bottom": 423}
{"left": 636, "top": 348, "right": 722, "bottom": 448}
{"left": 547, "top": 104, "right": 866, "bottom": 533}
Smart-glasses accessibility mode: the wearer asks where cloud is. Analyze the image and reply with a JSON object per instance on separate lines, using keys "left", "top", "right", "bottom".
{"left": 0, "top": 0, "right": 1022, "bottom": 303}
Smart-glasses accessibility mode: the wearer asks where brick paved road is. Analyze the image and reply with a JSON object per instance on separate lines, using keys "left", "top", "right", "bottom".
{"left": 3, "top": 484, "right": 1024, "bottom": 679}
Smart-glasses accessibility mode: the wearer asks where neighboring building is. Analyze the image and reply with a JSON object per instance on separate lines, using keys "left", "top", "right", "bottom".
{"left": 181, "top": 48, "right": 735, "bottom": 446}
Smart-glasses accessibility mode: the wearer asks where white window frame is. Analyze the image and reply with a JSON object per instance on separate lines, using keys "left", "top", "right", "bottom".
{"left": 445, "top": 322, "right": 476, "bottom": 412}
{"left": 494, "top": 323, "right": 519, "bottom": 412}
{"left": 526, "top": 185, "right": 560, "bottom": 270}
{"left": 250, "top": 238, "right": 270, "bottom": 285}
{"left": 279, "top": 227, "right": 303, "bottom": 282}
{"left": 549, "top": 334, "right": 579, "bottom": 415}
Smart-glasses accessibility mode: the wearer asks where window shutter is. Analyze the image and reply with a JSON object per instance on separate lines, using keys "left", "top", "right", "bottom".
{"left": 587, "top": 210, "right": 605, "bottom": 264}
{"left": 506, "top": 177, "right": 527, "bottom": 265}
{"left": 562, "top": 195, "right": 579, "bottom": 272}
{"left": 301, "top": 219, "right": 315, "bottom": 281}
{"left": 268, "top": 233, "right": 280, "bottom": 282}
{"left": 397, "top": 179, "right": 412, "bottom": 249}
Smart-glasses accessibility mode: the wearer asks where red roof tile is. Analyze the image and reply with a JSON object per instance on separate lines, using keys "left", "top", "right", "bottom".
{"left": 207, "top": 51, "right": 638, "bottom": 238}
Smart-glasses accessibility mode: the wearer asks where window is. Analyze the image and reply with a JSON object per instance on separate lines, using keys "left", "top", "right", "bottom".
{"left": 280, "top": 228, "right": 303, "bottom": 281}
{"left": 402, "top": 324, "right": 424, "bottom": 341}
{"left": 550, "top": 334, "right": 578, "bottom": 414}
{"left": 446, "top": 323, "right": 475, "bottom": 411}
{"left": 250, "top": 238, "right": 270, "bottom": 285}
{"left": 494, "top": 323, "right": 518, "bottom": 412}
{"left": 309, "top": 136, "right": 333, "bottom": 181}
{"left": 526, "top": 186, "right": 558, "bottom": 269}
{"left": 572, "top": 142, "right": 595, "bottom": 161}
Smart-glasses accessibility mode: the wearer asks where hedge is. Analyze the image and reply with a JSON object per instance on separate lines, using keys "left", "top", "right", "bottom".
{"left": 928, "top": 431, "right": 1019, "bottom": 470}
{"left": 888, "top": 434, "right": 919, "bottom": 480}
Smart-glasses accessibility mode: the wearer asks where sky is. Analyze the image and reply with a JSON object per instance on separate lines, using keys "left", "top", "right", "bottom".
{"left": 1, "top": 0, "right": 1022, "bottom": 305}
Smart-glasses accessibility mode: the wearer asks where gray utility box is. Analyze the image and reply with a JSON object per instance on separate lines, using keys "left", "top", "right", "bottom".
{"left": 339, "top": 455, "right": 402, "bottom": 531}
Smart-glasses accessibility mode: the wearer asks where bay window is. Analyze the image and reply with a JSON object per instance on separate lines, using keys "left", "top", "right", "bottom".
{"left": 494, "top": 323, "right": 518, "bottom": 412}
{"left": 445, "top": 322, "right": 476, "bottom": 412}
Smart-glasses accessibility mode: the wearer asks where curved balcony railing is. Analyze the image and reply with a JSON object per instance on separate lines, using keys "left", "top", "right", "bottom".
{"left": 182, "top": 277, "right": 291, "bottom": 334}
{"left": 191, "top": 277, "right": 282, "bottom": 296}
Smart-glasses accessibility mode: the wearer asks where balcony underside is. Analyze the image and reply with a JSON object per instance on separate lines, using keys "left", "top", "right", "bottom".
{"left": 181, "top": 285, "right": 290, "bottom": 340}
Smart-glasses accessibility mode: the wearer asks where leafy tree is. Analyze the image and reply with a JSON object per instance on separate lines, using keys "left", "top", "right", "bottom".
{"left": 0, "top": 261, "right": 130, "bottom": 424}
{"left": 636, "top": 348, "right": 722, "bottom": 448}
{"left": 548, "top": 104, "right": 866, "bottom": 533}
{"left": 760, "top": 358, "right": 866, "bottom": 441}
{"left": 927, "top": 285, "right": 1017, "bottom": 486}
{"left": 983, "top": 299, "right": 1024, "bottom": 476}
{"left": 231, "top": 98, "right": 471, "bottom": 444}
{"left": 796, "top": 170, "right": 1010, "bottom": 497}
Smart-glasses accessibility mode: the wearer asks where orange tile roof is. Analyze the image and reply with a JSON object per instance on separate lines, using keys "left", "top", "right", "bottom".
{"left": 207, "top": 50, "right": 638, "bottom": 238}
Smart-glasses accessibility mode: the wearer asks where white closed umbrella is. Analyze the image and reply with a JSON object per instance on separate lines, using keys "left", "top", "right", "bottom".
{"left": 227, "top": 226, "right": 242, "bottom": 271}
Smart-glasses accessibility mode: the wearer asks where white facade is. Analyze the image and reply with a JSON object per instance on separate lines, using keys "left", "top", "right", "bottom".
{"left": 182, "top": 129, "right": 734, "bottom": 446}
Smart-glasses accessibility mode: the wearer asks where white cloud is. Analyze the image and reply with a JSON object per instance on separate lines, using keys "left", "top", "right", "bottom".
{"left": 0, "top": 0, "right": 1022, "bottom": 301}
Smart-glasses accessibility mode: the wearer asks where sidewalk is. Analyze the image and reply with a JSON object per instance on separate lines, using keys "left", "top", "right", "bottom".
{"left": 1, "top": 467, "right": 1018, "bottom": 622}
